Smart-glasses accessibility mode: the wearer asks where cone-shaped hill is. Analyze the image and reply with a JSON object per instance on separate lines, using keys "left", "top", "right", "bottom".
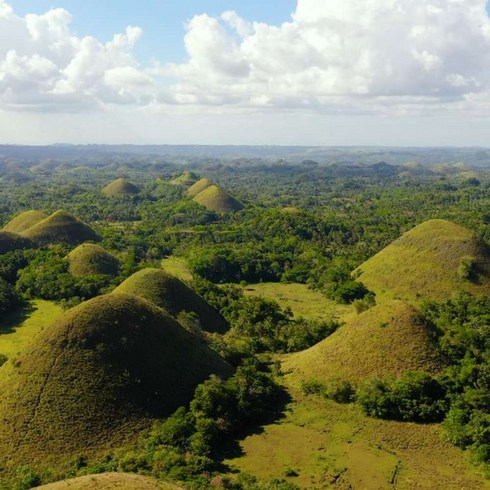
{"left": 0, "top": 231, "right": 33, "bottom": 254}
{"left": 113, "top": 268, "right": 229, "bottom": 334}
{"left": 0, "top": 293, "right": 232, "bottom": 466}
{"left": 284, "top": 300, "right": 443, "bottom": 386}
{"left": 37, "top": 473, "right": 182, "bottom": 489}
{"left": 67, "top": 243, "right": 120, "bottom": 277}
{"left": 22, "top": 210, "right": 101, "bottom": 246}
{"left": 193, "top": 185, "right": 244, "bottom": 213}
{"left": 102, "top": 178, "right": 140, "bottom": 197}
{"left": 355, "top": 219, "right": 490, "bottom": 303}
{"left": 3, "top": 210, "right": 47, "bottom": 234}
{"left": 187, "top": 177, "right": 213, "bottom": 197}
{"left": 171, "top": 171, "right": 199, "bottom": 185}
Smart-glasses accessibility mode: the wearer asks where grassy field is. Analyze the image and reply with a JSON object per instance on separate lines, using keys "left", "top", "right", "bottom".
{"left": 0, "top": 300, "right": 63, "bottom": 360}
{"left": 161, "top": 256, "right": 193, "bottom": 282}
{"left": 224, "top": 382, "right": 489, "bottom": 489}
{"left": 243, "top": 283, "right": 355, "bottom": 323}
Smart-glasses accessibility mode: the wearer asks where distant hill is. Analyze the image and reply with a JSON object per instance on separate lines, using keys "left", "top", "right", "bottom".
{"left": 0, "top": 231, "right": 33, "bottom": 254}
{"left": 193, "top": 185, "right": 243, "bottom": 213}
{"left": 187, "top": 177, "right": 213, "bottom": 197}
{"left": 3, "top": 210, "right": 47, "bottom": 234}
{"left": 113, "top": 268, "right": 229, "bottom": 333}
{"left": 102, "top": 178, "right": 140, "bottom": 196}
{"left": 0, "top": 293, "right": 232, "bottom": 467}
{"left": 22, "top": 210, "right": 101, "bottom": 246}
{"left": 284, "top": 300, "right": 443, "bottom": 385}
{"left": 36, "top": 473, "right": 181, "bottom": 489}
{"left": 67, "top": 243, "right": 120, "bottom": 277}
{"left": 355, "top": 219, "right": 490, "bottom": 303}
{"left": 171, "top": 171, "right": 199, "bottom": 185}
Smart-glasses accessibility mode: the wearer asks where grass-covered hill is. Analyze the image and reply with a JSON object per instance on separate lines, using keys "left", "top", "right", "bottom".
{"left": 102, "top": 178, "right": 140, "bottom": 197}
{"left": 355, "top": 219, "right": 490, "bottom": 303}
{"left": 113, "top": 268, "right": 229, "bottom": 333}
{"left": 22, "top": 210, "right": 101, "bottom": 246}
{"left": 186, "top": 177, "right": 213, "bottom": 197}
{"left": 37, "top": 473, "right": 181, "bottom": 489}
{"left": 192, "top": 184, "right": 244, "bottom": 213}
{"left": 171, "top": 171, "right": 199, "bottom": 185}
{"left": 67, "top": 243, "right": 120, "bottom": 277}
{"left": 0, "top": 293, "right": 232, "bottom": 467}
{"left": 3, "top": 209, "right": 47, "bottom": 233}
{"left": 284, "top": 300, "right": 443, "bottom": 386}
{"left": 0, "top": 231, "right": 33, "bottom": 254}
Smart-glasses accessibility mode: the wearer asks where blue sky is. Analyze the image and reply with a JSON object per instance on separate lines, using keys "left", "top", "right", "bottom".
{"left": 9, "top": 1, "right": 297, "bottom": 63}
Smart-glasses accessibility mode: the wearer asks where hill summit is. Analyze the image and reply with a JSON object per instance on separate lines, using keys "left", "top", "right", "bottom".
{"left": 102, "top": 178, "right": 140, "bottom": 196}
{"left": 171, "top": 171, "right": 199, "bottom": 185}
{"left": 284, "top": 300, "right": 443, "bottom": 386}
{"left": 193, "top": 185, "right": 243, "bottom": 213}
{"left": 113, "top": 268, "right": 229, "bottom": 333}
{"left": 187, "top": 177, "right": 214, "bottom": 197}
{"left": 67, "top": 243, "right": 120, "bottom": 277}
{"left": 0, "top": 293, "right": 232, "bottom": 467}
{"left": 355, "top": 219, "right": 490, "bottom": 303}
{"left": 3, "top": 210, "right": 47, "bottom": 234}
{"left": 22, "top": 210, "right": 101, "bottom": 246}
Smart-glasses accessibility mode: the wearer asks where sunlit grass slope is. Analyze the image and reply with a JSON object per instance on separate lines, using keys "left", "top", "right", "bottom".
{"left": 0, "top": 293, "right": 232, "bottom": 468}
{"left": 23, "top": 210, "right": 101, "bottom": 246}
{"left": 193, "top": 185, "right": 243, "bottom": 213}
{"left": 114, "top": 268, "right": 228, "bottom": 333}
{"left": 102, "top": 178, "right": 140, "bottom": 196}
{"left": 0, "top": 300, "right": 63, "bottom": 360}
{"left": 284, "top": 300, "right": 443, "bottom": 385}
{"left": 37, "top": 473, "right": 182, "bottom": 489}
{"left": 171, "top": 171, "right": 198, "bottom": 185}
{"left": 186, "top": 177, "right": 213, "bottom": 197}
{"left": 0, "top": 231, "right": 33, "bottom": 254}
{"left": 161, "top": 256, "right": 193, "bottom": 282}
{"left": 355, "top": 219, "right": 490, "bottom": 303}
{"left": 3, "top": 210, "right": 47, "bottom": 233}
{"left": 67, "top": 243, "right": 120, "bottom": 277}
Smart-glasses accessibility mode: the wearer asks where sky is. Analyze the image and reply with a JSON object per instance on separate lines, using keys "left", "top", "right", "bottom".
{"left": 2, "top": 0, "right": 490, "bottom": 146}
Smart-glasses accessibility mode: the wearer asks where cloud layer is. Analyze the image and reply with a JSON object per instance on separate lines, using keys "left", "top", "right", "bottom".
{"left": 1, "top": 0, "right": 490, "bottom": 116}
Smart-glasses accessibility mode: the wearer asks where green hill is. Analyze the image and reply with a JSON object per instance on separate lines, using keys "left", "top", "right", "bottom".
{"left": 22, "top": 210, "right": 101, "bottom": 246}
{"left": 354, "top": 219, "right": 490, "bottom": 303}
{"left": 171, "top": 171, "right": 199, "bottom": 185}
{"left": 187, "top": 177, "right": 213, "bottom": 197}
{"left": 36, "top": 473, "right": 181, "bottom": 489}
{"left": 3, "top": 210, "right": 47, "bottom": 233}
{"left": 193, "top": 185, "right": 243, "bottom": 213}
{"left": 0, "top": 293, "right": 232, "bottom": 468}
{"left": 113, "top": 268, "right": 229, "bottom": 333}
{"left": 284, "top": 300, "right": 443, "bottom": 386}
{"left": 102, "top": 178, "right": 140, "bottom": 197}
{"left": 0, "top": 231, "right": 33, "bottom": 254}
{"left": 67, "top": 243, "right": 120, "bottom": 277}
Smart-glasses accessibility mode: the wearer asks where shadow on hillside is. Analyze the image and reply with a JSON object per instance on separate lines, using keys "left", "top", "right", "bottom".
{"left": 214, "top": 385, "right": 292, "bottom": 471}
{"left": 0, "top": 303, "right": 35, "bottom": 335}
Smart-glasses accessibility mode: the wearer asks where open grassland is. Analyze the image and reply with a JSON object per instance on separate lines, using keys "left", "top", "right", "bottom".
{"left": 243, "top": 282, "right": 355, "bottom": 323}
{"left": 224, "top": 383, "right": 489, "bottom": 489}
{"left": 161, "top": 256, "right": 193, "bottom": 282}
{"left": 37, "top": 473, "right": 181, "bottom": 489}
{"left": 0, "top": 300, "right": 63, "bottom": 360}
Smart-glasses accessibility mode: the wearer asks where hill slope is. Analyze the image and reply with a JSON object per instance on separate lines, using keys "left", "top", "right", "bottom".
{"left": 284, "top": 300, "right": 443, "bottom": 385}
{"left": 0, "top": 231, "right": 33, "bottom": 254}
{"left": 187, "top": 177, "right": 213, "bottom": 197}
{"left": 113, "top": 268, "right": 229, "bottom": 334}
{"left": 67, "top": 243, "right": 120, "bottom": 277}
{"left": 22, "top": 210, "right": 101, "bottom": 246}
{"left": 102, "top": 178, "right": 140, "bottom": 196}
{"left": 3, "top": 210, "right": 47, "bottom": 234}
{"left": 193, "top": 185, "right": 243, "bottom": 213}
{"left": 355, "top": 219, "right": 490, "bottom": 303}
{"left": 0, "top": 293, "right": 232, "bottom": 467}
